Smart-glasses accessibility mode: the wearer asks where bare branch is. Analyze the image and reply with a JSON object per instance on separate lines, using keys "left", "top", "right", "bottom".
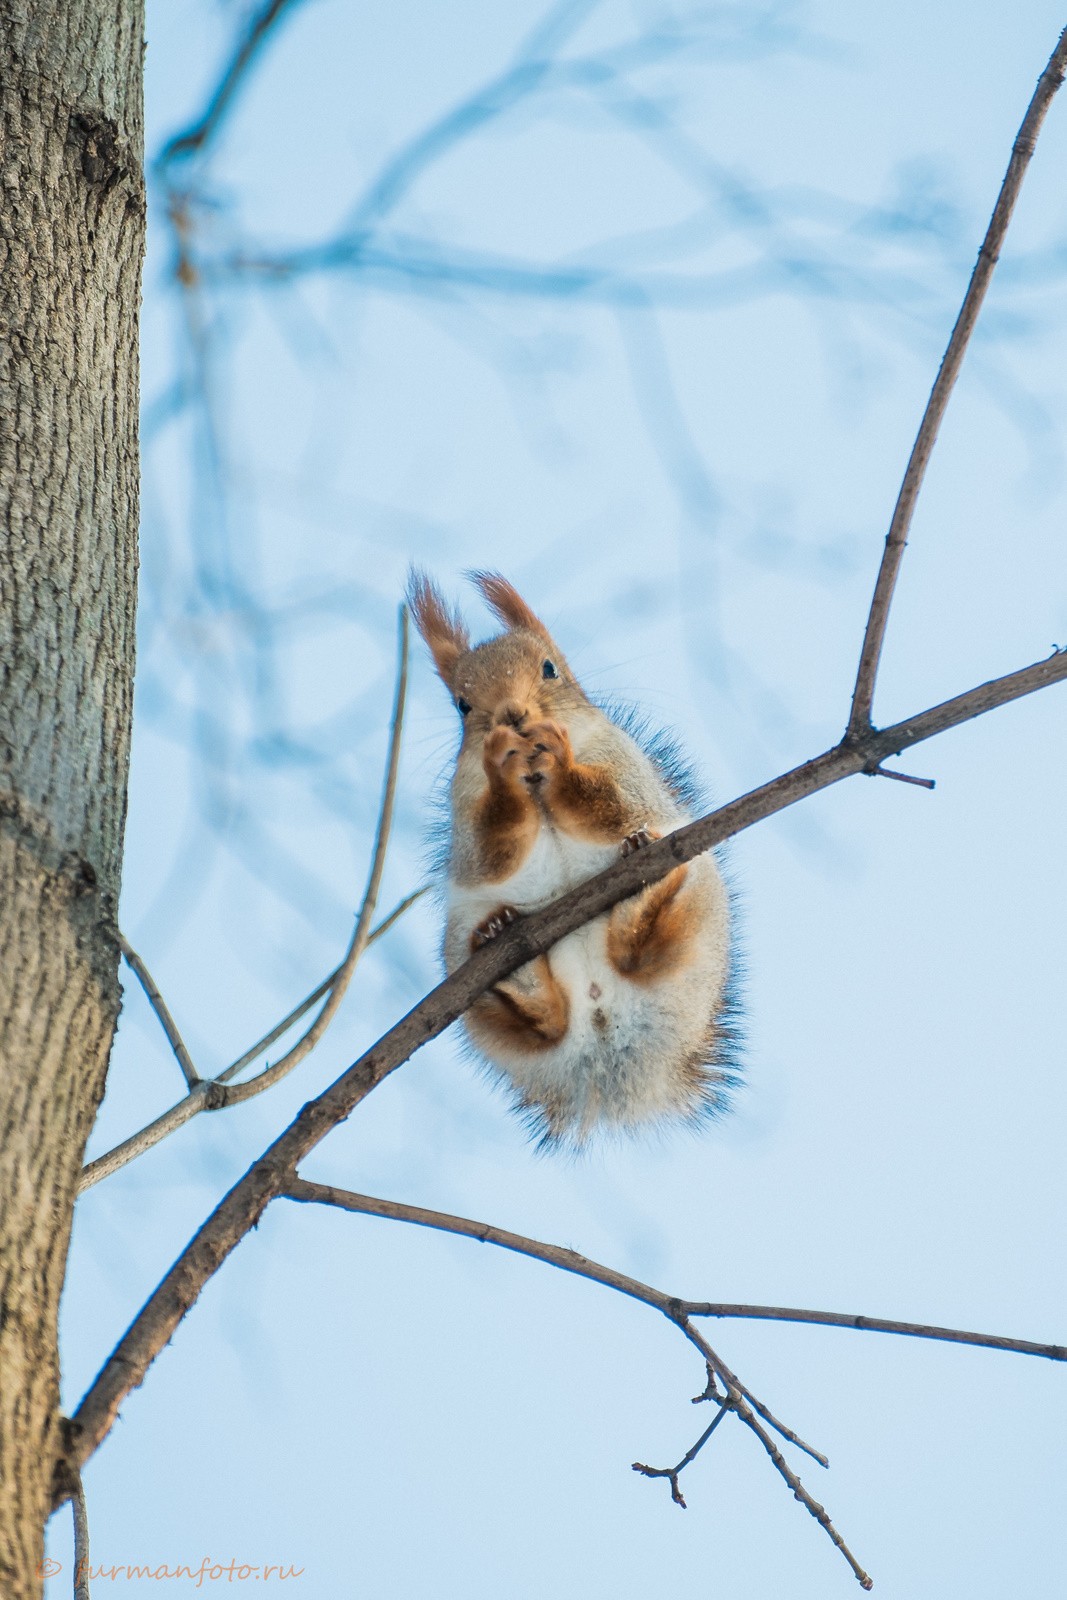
{"left": 286, "top": 1181, "right": 870, "bottom": 1579}
{"left": 118, "top": 933, "right": 200, "bottom": 1089}
{"left": 865, "top": 764, "right": 936, "bottom": 790}
{"left": 79, "top": 890, "right": 424, "bottom": 1192}
{"left": 60, "top": 645, "right": 1067, "bottom": 1488}
{"left": 215, "top": 887, "right": 427, "bottom": 1085}
{"left": 217, "top": 604, "right": 409, "bottom": 1108}
{"left": 733, "top": 1387, "right": 829, "bottom": 1469}
{"left": 284, "top": 1181, "right": 860, "bottom": 1576}
{"left": 847, "top": 25, "right": 1067, "bottom": 737}
{"left": 79, "top": 1087, "right": 209, "bottom": 1193}
{"left": 157, "top": 0, "right": 302, "bottom": 168}
{"left": 685, "top": 1303, "right": 1067, "bottom": 1362}
{"left": 720, "top": 1382, "right": 873, "bottom": 1589}
{"left": 79, "top": 617, "right": 413, "bottom": 1193}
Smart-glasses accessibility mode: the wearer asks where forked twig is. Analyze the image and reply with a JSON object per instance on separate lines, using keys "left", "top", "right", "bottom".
{"left": 217, "top": 605, "right": 409, "bottom": 1108}
{"left": 736, "top": 1386, "right": 829, "bottom": 1468}
{"left": 80, "top": 615, "right": 415, "bottom": 1193}
{"left": 80, "top": 893, "right": 424, "bottom": 1191}
{"left": 633, "top": 1404, "right": 730, "bottom": 1508}
{"left": 847, "top": 26, "right": 1067, "bottom": 737}
{"left": 282, "top": 1180, "right": 854, "bottom": 1566}
{"left": 267, "top": 1177, "right": 1062, "bottom": 1589}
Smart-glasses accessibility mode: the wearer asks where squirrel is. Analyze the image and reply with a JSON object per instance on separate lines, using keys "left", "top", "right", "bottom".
{"left": 409, "top": 570, "right": 738, "bottom": 1146}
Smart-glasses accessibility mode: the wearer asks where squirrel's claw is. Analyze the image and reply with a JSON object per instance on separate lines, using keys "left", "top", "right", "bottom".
{"left": 523, "top": 719, "right": 570, "bottom": 784}
{"left": 621, "top": 827, "right": 657, "bottom": 856}
{"left": 472, "top": 905, "right": 519, "bottom": 948}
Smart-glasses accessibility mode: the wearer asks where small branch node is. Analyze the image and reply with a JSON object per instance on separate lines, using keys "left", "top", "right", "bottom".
{"left": 692, "top": 1362, "right": 725, "bottom": 1405}
{"left": 863, "top": 763, "right": 936, "bottom": 790}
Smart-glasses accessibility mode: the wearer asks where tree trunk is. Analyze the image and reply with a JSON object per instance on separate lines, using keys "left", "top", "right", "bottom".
{"left": 0, "top": 2, "right": 144, "bottom": 1592}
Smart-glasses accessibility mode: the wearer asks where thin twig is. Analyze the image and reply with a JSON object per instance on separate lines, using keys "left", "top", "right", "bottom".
{"left": 659, "top": 1314, "right": 870, "bottom": 1587}
{"left": 633, "top": 1404, "right": 729, "bottom": 1507}
{"left": 735, "top": 1386, "right": 829, "bottom": 1468}
{"left": 79, "top": 891, "right": 423, "bottom": 1193}
{"left": 79, "top": 1088, "right": 210, "bottom": 1192}
{"left": 283, "top": 1179, "right": 674, "bottom": 1308}
{"left": 79, "top": 616, "right": 412, "bottom": 1196}
{"left": 118, "top": 934, "right": 200, "bottom": 1088}
{"left": 59, "top": 645, "right": 1067, "bottom": 1491}
{"left": 283, "top": 1183, "right": 857, "bottom": 1577}
{"left": 216, "top": 887, "right": 427, "bottom": 1084}
{"left": 847, "top": 25, "right": 1067, "bottom": 737}
{"left": 71, "top": 1468, "right": 91, "bottom": 1600}
{"left": 865, "top": 765, "right": 936, "bottom": 790}
{"left": 216, "top": 604, "right": 409, "bottom": 1108}
{"left": 684, "top": 1303, "right": 1067, "bottom": 1362}
{"left": 711, "top": 1370, "right": 873, "bottom": 1589}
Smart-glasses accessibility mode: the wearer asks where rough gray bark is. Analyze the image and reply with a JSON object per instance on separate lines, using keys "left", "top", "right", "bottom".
{"left": 0, "top": 2, "right": 144, "bottom": 1594}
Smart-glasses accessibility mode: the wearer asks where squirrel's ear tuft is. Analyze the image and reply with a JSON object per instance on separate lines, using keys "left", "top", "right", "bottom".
{"left": 469, "top": 572, "right": 549, "bottom": 638}
{"left": 407, "top": 569, "right": 470, "bottom": 686}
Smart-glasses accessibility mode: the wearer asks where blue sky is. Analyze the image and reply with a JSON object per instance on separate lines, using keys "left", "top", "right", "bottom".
{"left": 53, "top": 2, "right": 1066, "bottom": 1595}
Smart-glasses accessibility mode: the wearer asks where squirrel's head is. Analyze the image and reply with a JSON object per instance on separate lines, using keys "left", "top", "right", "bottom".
{"left": 408, "top": 570, "right": 584, "bottom": 738}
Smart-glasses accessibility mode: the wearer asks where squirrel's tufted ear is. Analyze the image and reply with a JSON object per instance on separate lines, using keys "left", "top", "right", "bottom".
{"left": 469, "top": 572, "right": 550, "bottom": 639}
{"left": 407, "top": 569, "right": 470, "bottom": 686}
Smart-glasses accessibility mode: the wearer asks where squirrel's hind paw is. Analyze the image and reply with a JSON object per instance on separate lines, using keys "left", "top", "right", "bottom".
{"left": 471, "top": 905, "right": 519, "bottom": 949}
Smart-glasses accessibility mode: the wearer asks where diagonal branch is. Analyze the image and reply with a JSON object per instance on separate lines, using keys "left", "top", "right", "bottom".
{"left": 846, "top": 25, "right": 1067, "bottom": 738}
{"left": 59, "top": 644, "right": 1067, "bottom": 1493}
{"left": 61, "top": 652, "right": 1067, "bottom": 1482}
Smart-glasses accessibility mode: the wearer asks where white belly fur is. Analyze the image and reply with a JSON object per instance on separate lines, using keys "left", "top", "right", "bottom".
{"left": 447, "top": 820, "right": 728, "bottom": 1141}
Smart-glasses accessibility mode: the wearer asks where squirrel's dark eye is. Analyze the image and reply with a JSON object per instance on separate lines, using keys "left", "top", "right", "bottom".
{"left": 457, "top": 697, "right": 472, "bottom": 717}
{"left": 542, "top": 660, "right": 558, "bottom": 680}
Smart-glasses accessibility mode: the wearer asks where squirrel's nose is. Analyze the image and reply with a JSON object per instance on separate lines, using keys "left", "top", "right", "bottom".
{"left": 495, "top": 702, "right": 528, "bottom": 730}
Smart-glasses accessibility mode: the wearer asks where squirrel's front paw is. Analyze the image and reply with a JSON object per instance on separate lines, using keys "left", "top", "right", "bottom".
{"left": 621, "top": 826, "right": 659, "bottom": 855}
{"left": 523, "top": 720, "right": 571, "bottom": 785}
{"left": 471, "top": 905, "right": 519, "bottom": 949}
{"left": 483, "top": 724, "right": 530, "bottom": 780}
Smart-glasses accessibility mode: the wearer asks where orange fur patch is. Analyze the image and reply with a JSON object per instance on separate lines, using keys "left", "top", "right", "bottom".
{"left": 470, "top": 956, "right": 570, "bottom": 1053}
{"left": 607, "top": 865, "right": 694, "bottom": 984}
